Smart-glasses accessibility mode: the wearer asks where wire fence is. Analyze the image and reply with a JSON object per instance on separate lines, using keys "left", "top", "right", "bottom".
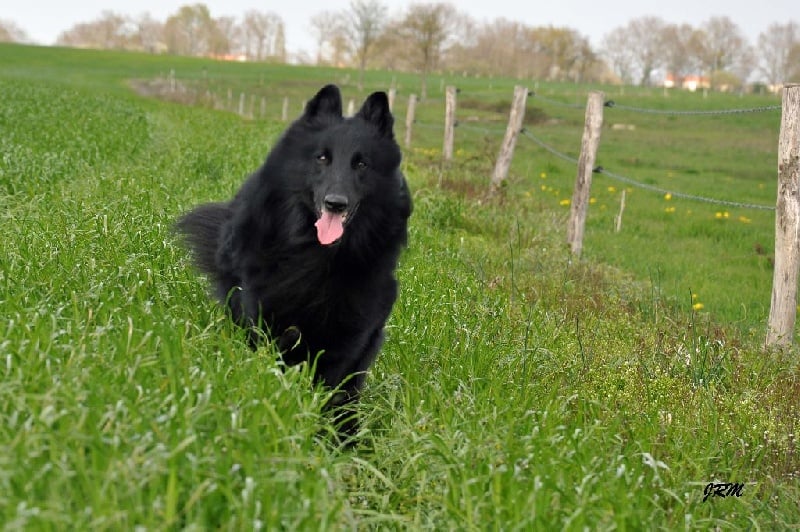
{"left": 161, "top": 73, "right": 779, "bottom": 212}
{"left": 519, "top": 128, "right": 776, "bottom": 211}
{"left": 602, "top": 101, "right": 782, "bottom": 116}
{"left": 412, "top": 82, "right": 797, "bottom": 347}
{"left": 409, "top": 90, "right": 778, "bottom": 211}
{"left": 531, "top": 92, "right": 782, "bottom": 115}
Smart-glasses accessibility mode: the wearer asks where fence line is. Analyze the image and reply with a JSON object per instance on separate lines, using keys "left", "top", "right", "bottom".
{"left": 528, "top": 93, "right": 586, "bottom": 109}
{"left": 603, "top": 101, "right": 782, "bottom": 116}
{"left": 156, "top": 73, "right": 777, "bottom": 213}
{"left": 520, "top": 129, "right": 776, "bottom": 211}
{"left": 532, "top": 92, "right": 781, "bottom": 116}
{"left": 416, "top": 116, "right": 776, "bottom": 211}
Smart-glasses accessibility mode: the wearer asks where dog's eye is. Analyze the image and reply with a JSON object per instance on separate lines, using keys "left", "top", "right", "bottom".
{"left": 316, "top": 153, "right": 330, "bottom": 164}
{"left": 353, "top": 155, "right": 368, "bottom": 170}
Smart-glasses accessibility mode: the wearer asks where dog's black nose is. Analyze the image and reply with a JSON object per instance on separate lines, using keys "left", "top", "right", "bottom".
{"left": 323, "top": 194, "right": 349, "bottom": 213}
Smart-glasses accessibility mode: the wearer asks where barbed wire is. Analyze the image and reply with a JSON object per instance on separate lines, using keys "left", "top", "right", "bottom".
{"left": 459, "top": 123, "right": 506, "bottom": 135}
{"left": 529, "top": 93, "right": 586, "bottom": 109}
{"left": 519, "top": 128, "right": 775, "bottom": 211}
{"left": 603, "top": 101, "right": 781, "bottom": 116}
{"left": 410, "top": 118, "right": 775, "bottom": 211}
{"left": 519, "top": 128, "right": 580, "bottom": 165}
{"left": 414, "top": 121, "right": 443, "bottom": 130}
{"left": 456, "top": 89, "right": 510, "bottom": 97}
{"left": 530, "top": 92, "right": 781, "bottom": 116}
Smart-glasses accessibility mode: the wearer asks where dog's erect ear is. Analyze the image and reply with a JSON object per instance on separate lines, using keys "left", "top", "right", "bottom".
{"left": 356, "top": 91, "right": 394, "bottom": 138}
{"left": 303, "top": 85, "right": 343, "bottom": 121}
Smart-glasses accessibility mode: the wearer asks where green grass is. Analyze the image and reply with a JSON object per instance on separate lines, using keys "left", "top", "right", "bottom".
{"left": 1, "top": 43, "right": 798, "bottom": 528}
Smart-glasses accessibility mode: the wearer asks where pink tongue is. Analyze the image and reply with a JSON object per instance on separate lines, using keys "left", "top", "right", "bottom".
{"left": 314, "top": 210, "right": 345, "bottom": 245}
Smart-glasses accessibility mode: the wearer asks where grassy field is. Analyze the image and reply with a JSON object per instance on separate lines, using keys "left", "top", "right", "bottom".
{"left": 1, "top": 43, "right": 798, "bottom": 528}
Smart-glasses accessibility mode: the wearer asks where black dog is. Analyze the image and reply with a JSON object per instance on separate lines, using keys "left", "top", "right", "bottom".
{"left": 176, "top": 85, "right": 412, "bottom": 436}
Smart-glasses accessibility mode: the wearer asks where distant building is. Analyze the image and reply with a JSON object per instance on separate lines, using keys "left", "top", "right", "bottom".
{"left": 208, "top": 53, "right": 248, "bottom": 62}
{"left": 663, "top": 73, "right": 711, "bottom": 92}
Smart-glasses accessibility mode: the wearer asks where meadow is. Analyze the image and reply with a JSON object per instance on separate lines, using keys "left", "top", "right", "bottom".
{"left": 0, "top": 43, "right": 798, "bottom": 528}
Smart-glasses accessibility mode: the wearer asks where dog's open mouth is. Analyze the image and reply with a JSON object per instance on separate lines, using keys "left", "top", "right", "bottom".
{"left": 314, "top": 209, "right": 349, "bottom": 245}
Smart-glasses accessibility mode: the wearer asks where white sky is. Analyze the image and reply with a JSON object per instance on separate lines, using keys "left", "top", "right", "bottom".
{"left": 4, "top": 0, "right": 796, "bottom": 58}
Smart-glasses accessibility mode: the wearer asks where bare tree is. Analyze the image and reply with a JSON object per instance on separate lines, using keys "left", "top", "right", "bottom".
{"left": 0, "top": 19, "right": 30, "bottom": 43}
{"left": 569, "top": 33, "right": 597, "bottom": 83}
{"left": 728, "top": 46, "right": 756, "bottom": 90}
{"left": 497, "top": 20, "right": 532, "bottom": 78}
{"left": 601, "top": 17, "right": 669, "bottom": 86}
{"left": 212, "top": 16, "right": 238, "bottom": 56}
{"left": 131, "top": 13, "right": 164, "bottom": 53}
{"left": 164, "top": 4, "right": 218, "bottom": 56}
{"left": 309, "top": 11, "right": 347, "bottom": 65}
{"left": 437, "top": 16, "right": 597, "bottom": 82}
{"left": 661, "top": 23, "right": 701, "bottom": 83}
{"left": 344, "top": 0, "right": 386, "bottom": 90}
{"left": 57, "top": 11, "right": 135, "bottom": 50}
{"left": 630, "top": 17, "right": 667, "bottom": 86}
{"left": 758, "top": 22, "right": 799, "bottom": 86}
{"left": 531, "top": 27, "right": 594, "bottom": 82}
{"left": 328, "top": 30, "right": 350, "bottom": 68}
{"left": 790, "top": 44, "right": 800, "bottom": 82}
{"left": 397, "top": 3, "right": 457, "bottom": 99}
{"left": 440, "top": 12, "right": 478, "bottom": 74}
{"left": 462, "top": 18, "right": 528, "bottom": 77}
{"left": 695, "top": 16, "right": 752, "bottom": 87}
{"left": 600, "top": 28, "right": 636, "bottom": 84}
{"left": 242, "top": 10, "right": 286, "bottom": 61}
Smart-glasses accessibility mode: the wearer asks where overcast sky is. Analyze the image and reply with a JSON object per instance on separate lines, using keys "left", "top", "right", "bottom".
{"left": 5, "top": 0, "right": 796, "bottom": 58}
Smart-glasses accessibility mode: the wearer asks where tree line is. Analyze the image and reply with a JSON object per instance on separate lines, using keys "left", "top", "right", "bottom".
{"left": 2, "top": 2, "right": 798, "bottom": 89}
{"left": 50, "top": 5, "right": 287, "bottom": 62}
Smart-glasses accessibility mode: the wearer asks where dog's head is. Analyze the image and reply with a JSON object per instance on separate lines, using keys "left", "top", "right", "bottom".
{"left": 294, "top": 85, "right": 405, "bottom": 247}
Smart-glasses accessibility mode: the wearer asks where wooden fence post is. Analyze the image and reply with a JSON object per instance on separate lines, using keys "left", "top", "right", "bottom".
{"left": 347, "top": 99, "right": 355, "bottom": 117}
{"left": 767, "top": 84, "right": 800, "bottom": 348}
{"left": 490, "top": 85, "right": 529, "bottom": 193}
{"left": 443, "top": 85, "right": 457, "bottom": 161}
{"left": 282, "top": 97, "right": 289, "bottom": 121}
{"left": 566, "top": 91, "right": 605, "bottom": 257}
{"left": 615, "top": 189, "right": 626, "bottom": 233}
{"left": 388, "top": 88, "right": 397, "bottom": 112}
{"left": 405, "top": 94, "right": 417, "bottom": 148}
{"left": 238, "top": 93, "right": 246, "bottom": 116}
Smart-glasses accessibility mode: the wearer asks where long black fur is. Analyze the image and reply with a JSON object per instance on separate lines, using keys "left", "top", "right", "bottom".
{"left": 175, "top": 84, "right": 412, "bottom": 437}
